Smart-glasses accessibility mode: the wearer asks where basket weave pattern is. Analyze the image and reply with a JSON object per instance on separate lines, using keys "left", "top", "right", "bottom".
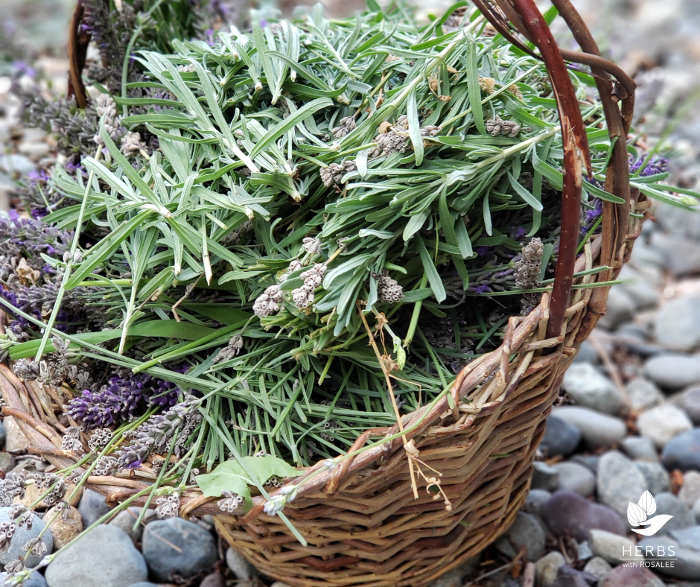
{"left": 0, "top": 1, "right": 643, "bottom": 586}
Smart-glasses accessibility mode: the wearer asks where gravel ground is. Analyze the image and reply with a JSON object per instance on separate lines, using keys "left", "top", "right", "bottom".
{"left": 1, "top": 1, "right": 699, "bottom": 586}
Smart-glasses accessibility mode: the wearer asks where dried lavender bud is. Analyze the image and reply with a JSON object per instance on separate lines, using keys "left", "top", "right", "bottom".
{"left": 0, "top": 521, "right": 16, "bottom": 549}
{"left": 120, "top": 131, "right": 147, "bottom": 156}
{"left": 24, "top": 537, "right": 47, "bottom": 557}
{"left": 319, "top": 161, "right": 356, "bottom": 189}
{"left": 92, "top": 456, "right": 118, "bottom": 477}
{"left": 331, "top": 116, "right": 356, "bottom": 139}
{"left": 3, "top": 559, "right": 24, "bottom": 575}
{"left": 514, "top": 238, "right": 543, "bottom": 289}
{"left": 61, "top": 427, "right": 84, "bottom": 454}
{"left": 11, "top": 358, "right": 40, "bottom": 381}
{"left": 253, "top": 285, "right": 283, "bottom": 318}
{"left": 301, "top": 237, "right": 321, "bottom": 255}
{"left": 300, "top": 263, "right": 326, "bottom": 289}
{"left": 485, "top": 116, "right": 521, "bottom": 137}
{"left": 155, "top": 493, "right": 180, "bottom": 519}
{"left": 279, "top": 259, "right": 303, "bottom": 282}
{"left": 377, "top": 274, "right": 403, "bottom": 303}
{"left": 0, "top": 473, "right": 25, "bottom": 506}
{"left": 66, "top": 369, "right": 180, "bottom": 429}
{"left": 213, "top": 334, "right": 243, "bottom": 363}
{"left": 292, "top": 284, "right": 315, "bottom": 309}
{"left": 87, "top": 428, "right": 112, "bottom": 452}
{"left": 370, "top": 118, "right": 411, "bottom": 158}
{"left": 114, "top": 398, "right": 201, "bottom": 469}
{"left": 217, "top": 491, "right": 243, "bottom": 513}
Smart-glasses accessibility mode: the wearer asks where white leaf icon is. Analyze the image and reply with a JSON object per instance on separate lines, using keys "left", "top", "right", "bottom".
{"left": 627, "top": 501, "right": 648, "bottom": 527}
{"left": 631, "top": 514, "right": 673, "bottom": 536}
{"left": 638, "top": 490, "right": 656, "bottom": 516}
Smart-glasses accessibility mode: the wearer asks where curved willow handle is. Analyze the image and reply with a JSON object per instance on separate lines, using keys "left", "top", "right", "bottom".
{"left": 473, "top": 0, "right": 635, "bottom": 338}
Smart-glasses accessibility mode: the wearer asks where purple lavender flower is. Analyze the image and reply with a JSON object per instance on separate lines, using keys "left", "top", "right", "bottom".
{"left": 475, "top": 246, "right": 491, "bottom": 257}
{"left": 580, "top": 198, "right": 603, "bottom": 236}
{"left": 629, "top": 154, "right": 669, "bottom": 177}
{"left": 66, "top": 370, "right": 182, "bottom": 429}
{"left": 472, "top": 284, "right": 491, "bottom": 294}
{"left": 11, "top": 61, "right": 36, "bottom": 78}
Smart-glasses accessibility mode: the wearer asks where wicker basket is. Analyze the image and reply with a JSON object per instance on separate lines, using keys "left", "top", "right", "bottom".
{"left": 1, "top": 1, "right": 645, "bottom": 585}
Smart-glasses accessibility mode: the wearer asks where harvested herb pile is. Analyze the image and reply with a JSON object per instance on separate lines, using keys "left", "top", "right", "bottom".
{"left": 1, "top": 2, "right": 696, "bottom": 506}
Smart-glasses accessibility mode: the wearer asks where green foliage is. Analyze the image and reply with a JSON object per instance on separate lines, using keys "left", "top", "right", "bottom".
{"left": 196, "top": 455, "right": 300, "bottom": 501}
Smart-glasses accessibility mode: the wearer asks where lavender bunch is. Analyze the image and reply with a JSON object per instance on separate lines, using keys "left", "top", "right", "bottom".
{"left": 114, "top": 397, "right": 201, "bottom": 469}
{"left": 66, "top": 369, "right": 181, "bottom": 430}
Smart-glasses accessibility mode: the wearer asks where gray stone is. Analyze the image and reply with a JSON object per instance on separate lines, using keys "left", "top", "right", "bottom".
{"left": 651, "top": 232, "right": 700, "bottom": 277}
{"left": 572, "top": 455, "right": 600, "bottom": 473}
{"left": 551, "top": 564, "right": 596, "bottom": 587}
{"left": 639, "top": 535, "right": 700, "bottom": 580}
{"left": 503, "top": 512, "right": 546, "bottom": 561}
{"left": 620, "top": 280, "right": 660, "bottom": 312}
{"left": 0, "top": 154, "right": 35, "bottom": 176}
{"left": 127, "top": 584, "right": 159, "bottom": 587}
{"left": 600, "top": 565, "right": 665, "bottom": 587}
{"left": 535, "top": 551, "right": 565, "bottom": 587}
{"left": 654, "top": 492, "right": 696, "bottom": 533}
{"left": 598, "top": 287, "right": 636, "bottom": 330}
{"left": 541, "top": 491, "right": 627, "bottom": 541}
{"left": 626, "top": 377, "right": 664, "bottom": 412}
{"left": 552, "top": 407, "right": 626, "bottom": 448}
{"left": 44, "top": 504, "right": 82, "bottom": 549}
{"left": 553, "top": 462, "right": 595, "bottom": 496}
{"left": 645, "top": 354, "right": 700, "bottom": 389}
{"left": 524, "top": 489, "right": 551, "bottom": 515}
{"left": 77, "top": 489, "right": 110, "bottom": 527}
{"left": 0, "top": 507, "right": 53, "bottom": 568}
{"left": 531, "top": 461, "right": 559, "bottom": 491}
{"left": 577, "top": 540, "right": 593, "bottom": 561}
{"left": 671, "top": 526, "right": 700, "bottom": 551}
{"left": 680, "top": 386, "right": 700, "bottom": 424}
{"left": 621, "top": 436, "right": 658, "bottom": 461}
{"left": 45, "top": 525, "right": 147, "bottom": 587}
{"left": 635, "top": 461, "right": 671, "bottom": 494}
{"left": 573, "top": 341, "right": 598, "bottom": 364}
{"left": 694, "top": 499, "right": 700, "bottom": 524}
{"left": 583, "top": 556, "right": 612, "bottom": 581}
{"left": 0, "top": 452, "right": 15, "bottom": 472}
{"left": 226, "top": 548, "right": 254, "bottom": 581}
{"left": 540, "top": 415, "right": 581, "bottom": 458}
{"left": 638, "top": 404, "right": 693, "bottom": 447}
{"left": 679, "top": 471, "right": 700, "bottom": 507}
{"left": 0, "top": 571, "right": 47, "bottom": 586}
{"left": 562, "top": 363, "right": 625, "bottom": 415}
{"left": 142, "top": 517, "right": 217, "bottom": 581}
{"left": 109, "top": 507, "right": 155, "bottom": 542}
{"left": 596, "top": 451, "right": 647, "bottom": 516}
{"left": 662, "top": 428, "right": 700, "bottom": 471}
{"left": 589, "top": 529, "right": 643, "bottom": 565}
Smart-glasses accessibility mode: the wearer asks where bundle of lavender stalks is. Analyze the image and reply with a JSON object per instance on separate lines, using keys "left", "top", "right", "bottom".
{"left": 1, "top": 0, "right": 698, "bottom": 545}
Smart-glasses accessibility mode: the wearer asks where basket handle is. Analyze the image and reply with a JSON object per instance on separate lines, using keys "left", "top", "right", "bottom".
{"left": 472, "top": 0, "right": 634, "bottom": 338}
{"left": 67, "top": 0, "right": 90, "bottom": 108}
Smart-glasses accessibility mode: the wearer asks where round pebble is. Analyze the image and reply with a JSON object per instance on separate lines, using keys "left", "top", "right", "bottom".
{"left": 552, "top": 407, "right": 626, "bottom": 449}
{"left": 653, "top": 295, "right": 700, "bottom": 352}
{"left": 626, "top": 377, "right": 663, "bottom": 412}
{"left": 596, "top": 451, "right": 647, "bottom": 516}
{"left": 637, "top": 403, "right": 693, "bottom": 447}
{"left": 621, "top": 436, "right": 658, "bottom": 461}
{"left": 44, "top": 504, "right": 82, "bottom": 549}
{"left": 540, "top": 491, "right": 626, "bottom": 541}
{"left": 562, "top": 363, "right": 625, "bottom": 415}
{"left": 644, "top": 354, "right": 700, "bottom": 390}
{"left": 662, "top": 428, "right": 700, "bottom": 471}
{"left": 553, "top": 462, "right": 595, "bottom": 496}
{"left": 583, "top": 556, "right": 611, "bottom": 581}
{"left": 535, "top": 551, "right": 565, "bottom": 587}
{"left": 635, "top": 461, "right": 670, "bottom": 494}
{"left": 540, "top": 415, "right": 581, "bottom": 457}
{"left": 680, "top": 386, "right": 700, "bottom": 424}
{"left": 45, "top": 525, "right": 147, "bottom": 587}
{"left": 142, "top": 517, "right": 217, "bottom": 581}
{"left": 77, "top": 489, "right": 110, "bottom": 527}
{"left": 226, "top": 547, "right": 254, "bottom": 581}
{"left": 502, "top": 512, "right": 546, "bottom": 561}
{"left": 0, "top": 507, "right": 53, "bottom": 568}
{"left": 601, "top": 565, "right": 665, "bottom": 587}
{"left": 679, "top": 471, "right": 700, "bottom": 507}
